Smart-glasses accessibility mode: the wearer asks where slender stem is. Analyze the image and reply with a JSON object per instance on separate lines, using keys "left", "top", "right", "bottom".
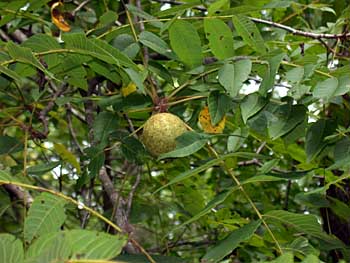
{"left": 0, "top": 180, "right": 156, "bottom": 263}
{"left": 23, "top": 128, "right": 28, "bottom": 176}
{"left": 281, "top": 61, "right": 333, "bottom": 78}
{"left": 97, "top": 13, "right": 350, "bottom": 40}
{"left": 207, "top": 145, "right": 283, "bottom": 254}
{"left": 167, "top": 95, "right": 206, "bottom": 106}
{"left": 168, "top": 67, "right": 219, "bottom": 99}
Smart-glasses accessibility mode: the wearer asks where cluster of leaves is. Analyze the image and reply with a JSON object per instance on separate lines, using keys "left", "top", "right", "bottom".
{"left": 1, "top": 0, "right": 350, "bottom": 262}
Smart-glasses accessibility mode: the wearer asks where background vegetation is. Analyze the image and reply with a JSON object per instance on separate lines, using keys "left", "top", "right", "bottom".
{"left": 0, "top": 0, "right": 350, "bottom": 262}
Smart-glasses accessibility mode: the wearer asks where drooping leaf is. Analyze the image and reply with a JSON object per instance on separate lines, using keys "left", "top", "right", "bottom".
{"left": 313, "top": 76, "right": 350, "bottom": 101}
{"left": 6, "top": 41, "right": 55, "bottom": 79}
{"left": 24, "top": 192, "right": 66, "bottom": 243}
{"left": 93, "top": 111, "right": 119, "bottom": 146}
{"left": 258, "top": 159, "right": 280, "bottom": 174}
{"left": 259, "top": 51, "right": 285, "bottom": 95}
{"left": 227, "top": 128, "right": 248, "bottom": 152}
{"left": 27, "top": 162, "right": 61, "bottom": 176}
{"left": 202, "top": 220, "right": 262, "bottom": 263}
{"left": 89, "top": 60, "right": 121, "bottom": 83}
{"left": 240, "top": 92, "right": 267, "bottom": 123}
{"left": 154, "top": 152, "right": 270, "bottom": 193}
{"left": 232, "top": 59, "right": 252, "bottom": 94}
{"left": 158, "top": 132, "right": 209, "bottom": 160}
{"left": 54, "top": 143, "right": 81, "bottom": 174}
{"left": 0, "top": 234, "right": 24, "bottom": 263}
{"left": 288, "top": 84, "right": 311, "bottom": 100}
{"left": 285, "top": 67, "right": 304, "bottom": 83}
{"left": 264, "top": 210, "right": 344, "bottom": 247}
{"left": 169, "top": 20, "right": 203, "bottom": 68}
{"left": 328, "top": 197, "right": 350, "bottom": 222}
{"left": 204, "top": 18, "right": 234, "bottom": 60}
{"left": 0, "top": 135, "right": 23, "bottom": 155}
{"left": 208, "top": 91, "right": 232, "bottom": 125}
{"left": 121, "top": 137, "right": 146, "bottom": 164}
{"left": 328, "top": 137, "right": 350, "bottom": 170}
{"left": 268, "top": 104, "right": 307, "bottom": 140}
{"left": 295, "top": 192, "right": 330, "bottom": 208}
{"left": 139, "top": 31, "right": 174, "bottom": 59}
{"left": 232, "top": 15, "right": 267, "bottom": 54}
{"left": 85, "top": 145, "right": 105, "bottom": 179}
{"left": 218, "top": 60, "right": 252, "bottom": 97}
{"left": 305, "top": 119, "right": 335, "bottom": 162}
{"left": 218, "top": 63, "right": 235, "bottom": 95}
{"left": 174, "top": 189, "right": 236, "bottom": 230}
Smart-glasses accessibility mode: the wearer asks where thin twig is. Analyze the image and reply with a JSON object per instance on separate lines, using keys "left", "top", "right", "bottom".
{"left": 256, "top": 142, "right": 266, "bottom": 154}
{"left": 249, "top": 17, "right": 350, "bottom": 40}
{"left": 100, "top": 166, "right": 147, "bottom": 256}
{"left": 149, "top": 0, "right": 350, "bottom": 40}
{"left": 207, "top": 145, "right": 283, "bottom": 255}
{"left": 66, "top": 104, "right": 87, "bottom": 124}
{"left": 72, "top": 0, "right": 91, "bottom": 16}
{"left": 80, "top": 78, "right": 100, "bottom": 228}
{"left": 66, "top": 106, "right": 84, "bottom": 155}
{"left": 39, "top": 82, "right": 67, "bottom": 136}
{"left": 283, "top": 180, "right": 292, "bottom": 211}
{"left": 99, "top": 167, "right": 120, "bottom": 204}
{"left": 126, "top": 171, "right": 141, "bottom": 217}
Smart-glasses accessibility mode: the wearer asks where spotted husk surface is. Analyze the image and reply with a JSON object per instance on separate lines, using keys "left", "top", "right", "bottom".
{"left": 142, "top": 113, "right": 187, "bottom": 157}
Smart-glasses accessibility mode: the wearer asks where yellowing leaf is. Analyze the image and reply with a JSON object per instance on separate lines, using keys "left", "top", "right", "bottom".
{"left": 53, "top": 143, "right": 81, "bottom": 173}
{"left": 199, "top": 106, "right": 226, "bottom": 134}
{"left": 121, "top": 82, "right": 137, "bottom": 97}
{"left": 51, "top": 2, "right": 71, "bottom": 32}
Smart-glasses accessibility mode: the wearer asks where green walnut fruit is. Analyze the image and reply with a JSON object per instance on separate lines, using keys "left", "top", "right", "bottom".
{"left": 142, "top": 113, "right": 187, "bottom": 157}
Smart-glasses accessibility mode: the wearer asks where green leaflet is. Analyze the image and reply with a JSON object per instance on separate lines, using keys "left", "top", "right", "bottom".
{"left": 204, "top": 18, "right": 235, "bottom": 60}
{"left": 158, "top": 132, "right": 210, "bottom": 160}
{"left": 169, "top": 20, "right": 203, "bottom": 68}
{"left": 202, "top": 220, "right": 262, "bottom": 263}
{"left": 232, "top": 15, "right": 267, "bottom": 54}
{"left": 208, "top": 91, "right": 232, "bottom": 125}
{"left": 0, "top": 234, "right": 24, "bottom": 263}
{"left": 6, "top": 41, "right": 55, "bottom": 80}
{"left": 24, "top": 193, "right": 66, "bottom": 243}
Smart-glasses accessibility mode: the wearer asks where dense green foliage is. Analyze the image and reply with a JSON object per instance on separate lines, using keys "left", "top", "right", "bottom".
{"left": 0, "top": 0, "right": 350, "bottom": 262}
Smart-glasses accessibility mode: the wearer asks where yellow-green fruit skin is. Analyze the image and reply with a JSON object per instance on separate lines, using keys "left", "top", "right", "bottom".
{"left": 142, "top": 113, "right": 187, "bottom": 157}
